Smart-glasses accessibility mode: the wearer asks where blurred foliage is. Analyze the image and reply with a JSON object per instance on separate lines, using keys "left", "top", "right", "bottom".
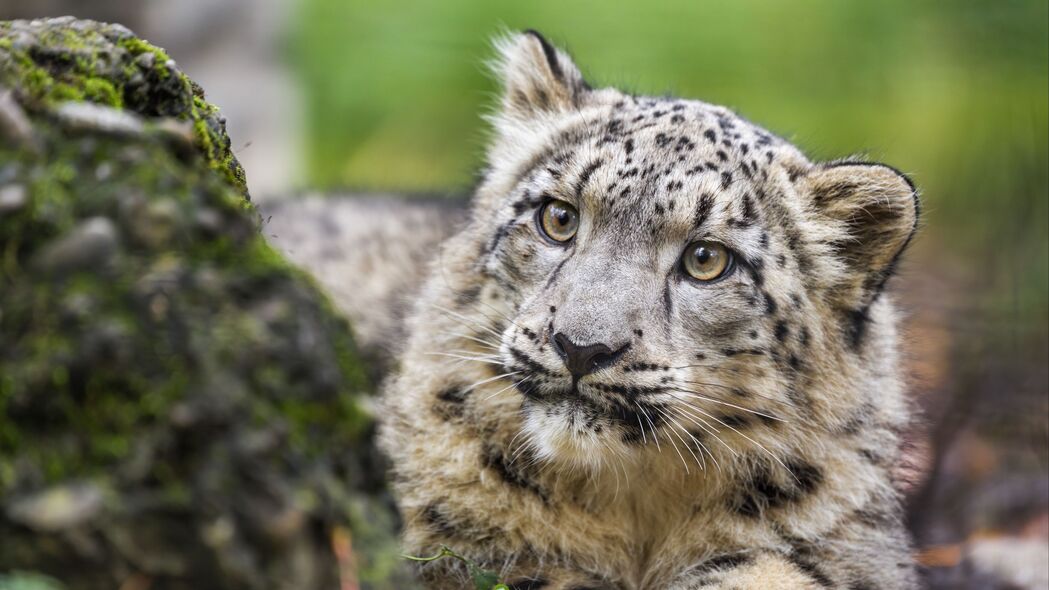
{"left": 0, "top": 572, "right": 64, "bottom": 590}
{"left": 290, "top": 0, "right": 1048, "bottom": 322}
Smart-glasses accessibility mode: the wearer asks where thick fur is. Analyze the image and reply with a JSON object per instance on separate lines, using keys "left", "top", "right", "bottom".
{"left": 379, "top": 32, "right": 920, "bottom": 589}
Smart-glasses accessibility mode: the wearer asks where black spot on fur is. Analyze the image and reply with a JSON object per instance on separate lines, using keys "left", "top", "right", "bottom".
{"left": 693, "top": 192, "right": 714, "bottom": 227}
{"left": 484, "top": 220, "right": 516, "bottom": 256}
{"left": 510, "top": 347, "right": 555, "bottom": 378}
{"left": 574, "top": 159, "right": 604, "bottom": 197}
{"left": 732, "top": 457, "right": 822, "bottom": 517}
{"left": 764, "top": 293, "right": 778, "bottom": 315}
{"left": 845, "top": 307, "right": 869, "bottom": 350}
{"left": 437, "top": 386, "right": 468, "bottom": 404}
{"left": 662, "top": 282, "right": 673, "bottom": 321}
{"left": 785, "top": 540, "right": 835, "bottom": 587}
{"left": 511, "top": 190, "right": 542, "bottom": 215}
{"left": 785, "top": 458, "right": 824, "bottom": 495}
{"left": 422, "top": 503, "right": 460, "bottom": 537}
{"left": 740, "top": 194, "right": 758, "bottom": 224}
{"left": 521, "top": 326, "right": 540, "bottom": 343}
{"left": 692, "top": 552, "right": 754, "bottom": 574}
{"left": 791, "top": 557, "right": 834, "bottom": 588}
{"left": 433, "top": 385, "right": 469, "bottom": 420}
{"left": 482, "top": 443, "right": 547, "bottom": 501}
{"left": 720, "top": 414, "right": 751, "bottom": 429}
{"left": 745, "top": 261, "right": 765, "bottom": 287}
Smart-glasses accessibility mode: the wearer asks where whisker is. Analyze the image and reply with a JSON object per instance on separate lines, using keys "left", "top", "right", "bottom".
{"left": 464, "top": 296, "right": 524, "bottom": 332}
{"left": 671, "top": 405, "right": 738, "bottom": 458}
{"left": 424, "top": 352, "right": 505, "bottom": 366}
{"left": 653, "top": 407, "right": 705, "bottom": 472}
{"left": 665, "top": 387, "right": 786, "bottom": 423}
{"left": 442, "top": 348, "right": 502, "bottom": 358}
{"left": 442, "top": 331, "right": 501, "bottom": 351}
{"left": 635, "top": 411, "right": 648, "bottom": 445}
{"left": 484, "top": 377, "right": 529, "bottom": 401}
{"left": 430, "top": 303, "right": 505, "bottom": 340}
{"left": 665, "top": 422, "right": 691, "bottom": 473}
{"left": 676, "top": 379, "right": 786, "bottom": 404}
{"left": 670, "top": 406, "right": 734, "bottom": 467}
{"left": 464, "top": 371, "right": 521, "bottom": 392}
{"left": 507, "top": 429, "right": 537, "bottom": 467}
{"left": 663, "top": 409, "right": 721, "bottom": 471}
{"left": 634, "top": 401, "right": 661, "bottom": 452}
{"left": 679, "top": 403, "right": 796, "bottom": 482}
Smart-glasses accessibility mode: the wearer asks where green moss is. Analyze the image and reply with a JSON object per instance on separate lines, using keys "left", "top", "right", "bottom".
{"left": 0, "top": 19, "right": 249, "bottom": 197}
{"left": 80, "top": 77, "right": 121, "bottom": 106}
{"left": 117, "top": 37, "right": 171, "bottom": 80}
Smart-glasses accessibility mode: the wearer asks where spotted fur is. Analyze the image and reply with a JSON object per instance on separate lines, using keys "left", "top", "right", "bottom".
{"left": 379, "top": 31, "right": 920, "bottom": 589}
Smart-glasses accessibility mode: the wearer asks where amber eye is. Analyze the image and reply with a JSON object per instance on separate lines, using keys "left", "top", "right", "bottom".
{"left": 681, "top": 241, "right": 733, "bottom": 282}
{"left": 538, "top": 199, "right": 579, "bottom": 243}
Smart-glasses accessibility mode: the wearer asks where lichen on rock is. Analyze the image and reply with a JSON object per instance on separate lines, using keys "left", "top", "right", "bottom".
{"left": 0, "top": 17, "right": 406, "bottom": 589}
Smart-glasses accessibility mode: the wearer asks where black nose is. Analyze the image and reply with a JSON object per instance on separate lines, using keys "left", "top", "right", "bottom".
{"left": 552, "top": 333, "right": 629, "bottom": 379}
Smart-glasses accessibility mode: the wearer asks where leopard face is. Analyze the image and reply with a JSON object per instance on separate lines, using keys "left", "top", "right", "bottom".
{"left": 458, "top": 32, "right": 917, "bottom": 470}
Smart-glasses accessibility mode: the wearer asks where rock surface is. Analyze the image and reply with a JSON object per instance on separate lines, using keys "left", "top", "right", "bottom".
{"left": 0, "top": 17, "right": 406, "bottom": 589}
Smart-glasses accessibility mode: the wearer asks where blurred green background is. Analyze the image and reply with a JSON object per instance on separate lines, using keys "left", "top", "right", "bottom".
{"left": 291, "top": 0, "right": 1048, "bottom": 321}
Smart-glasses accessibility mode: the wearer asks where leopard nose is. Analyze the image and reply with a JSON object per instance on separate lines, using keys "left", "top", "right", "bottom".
{"left": 552, "top": 333, "right": 629, "bottom": 378}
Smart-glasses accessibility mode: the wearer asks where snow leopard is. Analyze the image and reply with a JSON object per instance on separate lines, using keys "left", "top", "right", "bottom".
{"left": 373, "top": 31, "right": 921, "bottom": 589}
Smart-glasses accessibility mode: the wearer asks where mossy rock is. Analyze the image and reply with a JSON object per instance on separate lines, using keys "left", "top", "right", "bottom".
{"left": 0, "top": 16, "right": 247, "bottom": 197}
{"left": 0, "top": 18, "right": 407, "bottom": 590}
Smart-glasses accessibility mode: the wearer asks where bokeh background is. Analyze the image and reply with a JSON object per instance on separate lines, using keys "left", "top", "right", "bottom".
{"left": 3, "top": 0, "right": 1047, "bottom": 588}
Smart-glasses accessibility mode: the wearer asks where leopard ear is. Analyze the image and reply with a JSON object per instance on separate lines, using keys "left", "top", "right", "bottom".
{"left": 802, "top": 162, "right": 919, "bottom": 337}
{"left": 492, "top": 30, "right": 591, "bottom": 120}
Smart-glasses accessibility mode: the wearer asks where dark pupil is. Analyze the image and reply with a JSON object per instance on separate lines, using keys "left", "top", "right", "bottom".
{"left": 694, "top": 246, "right": 714, "bottom": 265}
{"left": 551, "top": 206, "right": 572, "bottom": 228}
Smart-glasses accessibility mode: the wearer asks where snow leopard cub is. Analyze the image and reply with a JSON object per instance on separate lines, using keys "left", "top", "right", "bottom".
{"left": 380, "top": 30, "right": 920, "bottom": 590}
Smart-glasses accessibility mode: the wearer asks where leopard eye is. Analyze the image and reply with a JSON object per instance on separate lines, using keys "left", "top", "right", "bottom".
{"left": 538, "top": 199, "right": 579, "bottom": 243}
{"left": 681, "top": 241, "right": 733, "bottom": 282}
